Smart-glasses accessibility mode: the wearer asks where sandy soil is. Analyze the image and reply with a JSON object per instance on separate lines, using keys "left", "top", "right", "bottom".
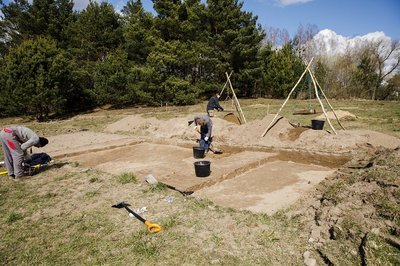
{"left": 315, "top": 110, "right": 357, "bottom": 121}
{"left": 194, "top": 160, "right": 335, "bottom": 214}
{"left": 104, "top": 113, "right": 400, "bottom": 152}
{"left": 35, "top": 112, "right": 399, "bottom": 214}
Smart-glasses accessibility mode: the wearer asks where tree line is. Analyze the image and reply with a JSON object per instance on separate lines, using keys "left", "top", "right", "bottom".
{"left": 0, "top": 0, "right": 398, "bottom": 120}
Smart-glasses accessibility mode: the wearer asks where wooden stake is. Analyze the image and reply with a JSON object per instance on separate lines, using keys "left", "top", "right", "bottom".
{"left": 261, "top": 58, "right": 314, "bottom": 137}
{"left": 309, "top": 67, "right": 337, "bottom": 135}
{"left": 309, "top": 70, "right": 346, "bottom": 130}
{"left": 226, "top": 72, "right": 247, "bottom": 124}
{"left": 220, "top": 71, "right": 233, "bottom": 96}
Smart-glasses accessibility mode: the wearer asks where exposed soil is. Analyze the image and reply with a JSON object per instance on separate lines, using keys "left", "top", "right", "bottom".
{"left": 315, "top": 109, "right": 357, "bottom": 121}
{"left": 288, "top": 147, "right": 400, "bottom": 265}
{"left": 104, "top": 113, "right": 400, "bottom": 152}
{"left": 30, "top": 111, "right": 400, "bottom": 215}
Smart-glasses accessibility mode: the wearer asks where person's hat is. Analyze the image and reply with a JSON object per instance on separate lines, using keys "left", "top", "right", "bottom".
{"left": 39, "top": 137, "right": 49, "bottom": 147}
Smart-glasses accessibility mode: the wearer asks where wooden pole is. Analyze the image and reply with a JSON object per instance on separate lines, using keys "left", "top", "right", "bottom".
{"left": 309, "top": 69, "right": 346, "bottom": 130}
{"left": 226, "top": 72, "right": 247, "bottom": 124}
{"left": 220, "top": 71, "right": 233, "bottom": 96}
{"left": 261, "top": 57, "right": 314, "bottom": 137}
{"left": 309, "top": 68, "right": 337, "bottom": 135}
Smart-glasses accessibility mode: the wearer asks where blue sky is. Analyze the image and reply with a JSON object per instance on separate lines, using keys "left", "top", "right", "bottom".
{"left": 2, "top": 0, "right": 400, "bottom": 39}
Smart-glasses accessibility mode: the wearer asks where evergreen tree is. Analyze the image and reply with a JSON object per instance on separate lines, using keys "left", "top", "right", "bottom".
{"left": 122, "top": 0, "right": 156, "bottom": 64}
{"left": 0, "top": 0, "right": 31, "bottom": 57}
{"left": 0, "top": 0, "right": 74, "bottom": 50}
{"left": 0, "top": 37, "right": 83, "bottom": 120}
{"left": 352, "top": 51, "right": 379, "bottom": 98}
{"left": 264, "top": 43, "right": 304, "bottom": 98}
{"left": 206, "top": 0, "right": 264, "bottom": 96}
{"left": 68, "top": 1, "right": 122, "bottom": 61}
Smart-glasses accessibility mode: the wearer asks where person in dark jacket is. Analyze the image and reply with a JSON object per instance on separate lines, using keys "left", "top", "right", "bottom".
{"left": 0, "top": 126, "right": 48, "bottom": 180}
{"left": 194, "top": 115, "right": 212, "bottom": 151}
{"left": 206, "top": 93, "right": 224, "bottom": 117}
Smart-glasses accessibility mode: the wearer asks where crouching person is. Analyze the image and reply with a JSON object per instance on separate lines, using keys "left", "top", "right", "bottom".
{"left": 194, "top": 115, "right": 212, "bottom": 152}
{"left": 0, "top": 126, "right": 48, "bottom": 181}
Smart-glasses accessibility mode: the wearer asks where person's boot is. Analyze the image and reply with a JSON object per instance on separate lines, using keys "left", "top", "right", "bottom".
{"left": 13, "top": 175, "right": 29, "bottom": 182}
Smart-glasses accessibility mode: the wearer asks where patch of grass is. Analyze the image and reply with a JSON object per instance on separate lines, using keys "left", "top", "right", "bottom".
{"left": 53, "top": 172, "right": 77, "bottom": 181}
{"left": 159, "top": 215, "right": 179, "bottom": 230}
{"left": 376, "top": 199, "right": 399, "bottom": 223}
{"left": 240, "top": 211, "right": 271, "bottom": 227}
{"left": 189, "top": 197, "right": 215, "bottom": 210}
{"left": 143, "top": 182, "right": 167, "bottom": 193}
{"left": 85, "top": 191, "right": 99, "bottom": 198}
{"left": 115, "top": 173, "right": 137, "bottom": 184}
{"left": 339, "top": 215, "right": 365, "bottom": 241}
{"left": 89, "top": 177, "right": 99, "bottom": 183}
{"left": 13, "top": 189, "right": 30, "bottom": 199}
{"left": 127, "top": 231, "right": 162, "bottom": 258}
{"left": 322, "top": 180, "right": 346, "bottom": 204}
{"left": 0, "top": 186, "right": 10, "bottom": 194}
{"left": 43, "top": 192, "right": 57, "bottom": 198}
{"left": 366, "top": 234, "right": 400, "bottom": 265}
{"left": 345, "top": 173, "right": 359, "bottom": 185}
{"left": 257, "top": 230, "right": 279, "bottom": 247}
{"left": 6, "top": 212, "right": 23, "bottom": 224}
{"left": 211, "top": 233, "right": 223, "bottom": 247}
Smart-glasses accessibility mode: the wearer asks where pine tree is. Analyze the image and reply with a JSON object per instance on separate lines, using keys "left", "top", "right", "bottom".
{"left": 206, "top": 0, "right": 264, "bottom": 96}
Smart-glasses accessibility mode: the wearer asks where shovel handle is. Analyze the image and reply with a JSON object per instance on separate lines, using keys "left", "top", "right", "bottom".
{"left": 144, "top": 220, "right": 162, "bottom": 233}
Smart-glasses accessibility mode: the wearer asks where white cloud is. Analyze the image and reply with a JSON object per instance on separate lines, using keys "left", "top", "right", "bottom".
{"left": 275, "top": 0, "right": 314, "bottom": 6}
{"left": 309, "top": 29, "right": 399, "bottom": 76}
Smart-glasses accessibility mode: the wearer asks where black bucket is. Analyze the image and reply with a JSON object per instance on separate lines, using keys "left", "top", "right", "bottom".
{"left": 194, "top": 161, "right": 211, "bottom": 177}
{"left": 311, "top": 119, "right": 325, "bottom": 130}
{"left": 193, "top": 146, "right": 206, "bottom": 159}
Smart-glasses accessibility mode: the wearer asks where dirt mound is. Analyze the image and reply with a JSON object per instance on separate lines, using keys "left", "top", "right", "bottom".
{"left": 295, "top": 129, "right": 400, "bottom": 152}
{"left": 104, "top": 114, "right": 239, "bottom": 142}
{"left": 291, "top": 147, "right": 400, "bottom": 264}
{"left": 104, "top": 114, "right": 400, "bottom": 153}
{"left": 315, "top": 110, "right": 357, "bottom": 121}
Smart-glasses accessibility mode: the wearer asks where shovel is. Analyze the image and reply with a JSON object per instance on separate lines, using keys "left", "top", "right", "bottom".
{"left": 112, "top": 201, "right": 161, "bottom": 233}
{"left": 208, "top": 138, "right": 223, "bottom": 154}
{"left": 209, "top": 145, "right": 223, "bottom": 154}
{"left": 145, "top": 174, "right": 193, "bottom": 196}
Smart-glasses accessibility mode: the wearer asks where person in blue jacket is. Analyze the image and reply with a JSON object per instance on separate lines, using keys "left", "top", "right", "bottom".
{"left": 206, "top": 93, "right": 224, "bottom": 117}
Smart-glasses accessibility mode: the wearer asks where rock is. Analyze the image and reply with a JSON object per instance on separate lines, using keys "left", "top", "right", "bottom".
{"left": 304, "top": 258, "right": 317, "bottom": 266}
{"left": 311, "top": 228, "right": 321, "bottom": 240}
{"left": 303, "top": 251, "right": 317, "bottom": 266}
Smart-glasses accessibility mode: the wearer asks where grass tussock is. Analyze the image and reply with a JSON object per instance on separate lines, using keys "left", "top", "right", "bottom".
{"left": 115, "top": 173, "right": 137, "bottom": 184}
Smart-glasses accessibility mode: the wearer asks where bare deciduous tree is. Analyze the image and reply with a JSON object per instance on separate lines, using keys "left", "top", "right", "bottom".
{"left": 293, "top": 23, "right": 319, "bottom": 61}
{"left": 263, "top": 26, "right": 290, "bottom": 48}
{"left": 369, "top": 39, "right": 400, "bottom": 100}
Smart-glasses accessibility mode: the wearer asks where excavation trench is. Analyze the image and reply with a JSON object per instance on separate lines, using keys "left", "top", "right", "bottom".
{"left": 63, "top": 141, "right": 350, "bottom": 214}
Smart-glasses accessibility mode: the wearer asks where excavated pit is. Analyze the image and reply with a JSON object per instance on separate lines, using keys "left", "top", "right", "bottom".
{"left": 64, "top": 141, "right": 350, "bottom": 214}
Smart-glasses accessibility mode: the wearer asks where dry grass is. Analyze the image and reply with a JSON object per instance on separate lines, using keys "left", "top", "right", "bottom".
{"left": 0, "top": 99, "right": 399, "bottom": 264}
